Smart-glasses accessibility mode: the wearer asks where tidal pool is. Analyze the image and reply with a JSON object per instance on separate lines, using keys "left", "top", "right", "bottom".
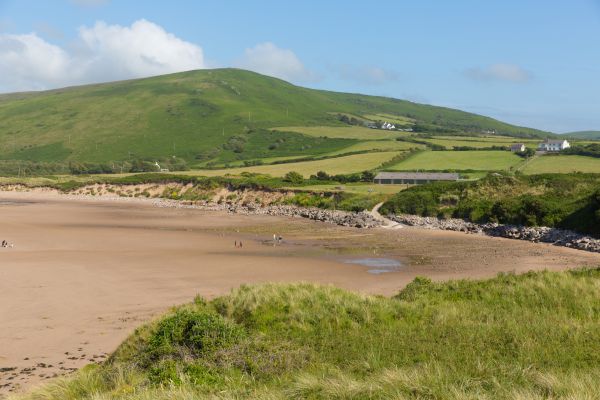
{"left": 344, "top": 258, "right": 403, "bottom": 274}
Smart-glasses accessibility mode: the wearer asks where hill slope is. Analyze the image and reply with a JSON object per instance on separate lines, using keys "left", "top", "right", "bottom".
{"left": 565, "top": 130, "right": 600, "bottom": 140}
{"left": 0, "top": 69, "right": 550, "bottom": 165}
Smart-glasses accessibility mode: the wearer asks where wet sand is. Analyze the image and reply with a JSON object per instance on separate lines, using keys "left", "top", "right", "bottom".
{"left": 1, "top": 191, "right": 599, "bottom": 395}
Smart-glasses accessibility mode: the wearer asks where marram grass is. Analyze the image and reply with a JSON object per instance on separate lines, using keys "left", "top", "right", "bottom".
{"left": 11, "top": 269, "right": 600, "bottom": 399}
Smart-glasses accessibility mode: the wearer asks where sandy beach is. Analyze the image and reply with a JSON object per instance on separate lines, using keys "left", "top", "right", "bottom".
{"left": 1, "top": 191, "right": 599, "bottom": 396}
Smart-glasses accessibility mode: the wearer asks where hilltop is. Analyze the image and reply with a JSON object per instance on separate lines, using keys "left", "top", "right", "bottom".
{"left": 0, "top": 69, "right": 550, "bottom": 168}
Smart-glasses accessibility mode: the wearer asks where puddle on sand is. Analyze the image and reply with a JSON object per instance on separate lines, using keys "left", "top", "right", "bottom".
{"left": 344, "top": 258, "right": 403, "bottom": 274}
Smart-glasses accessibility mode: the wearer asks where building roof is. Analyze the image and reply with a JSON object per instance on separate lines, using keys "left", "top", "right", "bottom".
{"left": 374, "top": 172, "right": 459, "bottom": 181}
{"left": 511, "top": 143, "right": 525, "bottom": 149}
{"left": 540, "top": 139, "right": 568, "bottom": 145}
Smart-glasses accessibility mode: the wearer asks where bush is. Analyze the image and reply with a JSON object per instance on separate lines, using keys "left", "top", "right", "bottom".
{"left": 283, "top": 171, "right": 304, "bottom": 185}
{"left": 381, "top": 173, "right": 600, "bottom": 235}
{"left": 145, "top": 308, "right": 245, "bottom": 364}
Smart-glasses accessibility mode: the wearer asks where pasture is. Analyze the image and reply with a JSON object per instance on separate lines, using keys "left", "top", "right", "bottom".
{"left": 420, "top": 136, "right": 537, "bottom": 149}
{"left": 191, "top": 151, "right": 401, "bottom": 177}
{"left": 362, "top": 113, "right": 415, "bottom": 125}
{"left": 273, "top": 126, "right": 400, "bottom": 140}
{"left": 326, "top": 140, "right": 420, "bottom": 155}
{"left": 389, "top": 150, "right": 524, "bottom": 171}
{"left": 298, "top": 183, "right": 407, "bottom": 194}
{"left": 522, "top": 155, "right": 600, "bottom": 174}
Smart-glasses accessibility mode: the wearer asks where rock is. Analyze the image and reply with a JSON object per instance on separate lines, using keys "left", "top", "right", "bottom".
{"left": 389, "top": 214, "right": 600, "bottom": 254}
{"left": 151, "top": 199, "right": 382, "bottom": 229}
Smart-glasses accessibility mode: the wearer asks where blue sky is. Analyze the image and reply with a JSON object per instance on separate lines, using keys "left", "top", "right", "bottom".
{"left": 0, "top": 0, "right": 599, "bottom": 133}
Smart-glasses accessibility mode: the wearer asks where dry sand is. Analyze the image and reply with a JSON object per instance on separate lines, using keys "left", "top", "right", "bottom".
{"left": 1, "top": 191, "right": 599, "bottom": 396}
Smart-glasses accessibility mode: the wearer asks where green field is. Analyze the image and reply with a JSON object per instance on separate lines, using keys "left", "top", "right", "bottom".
{"left": 16, "top": 270, "right": 600, "bottom": 400}
{"left": 297, "top": 182, "right": 407, "bottom": 194}
{"left": 326, "top": 139, "right": 419, "bottom": 154}
{"left": 522, "top": 155, "right": 600, "bottom": 174}
{"left": 191, "top": 151, "right": 400, "bottom": 177}
{"left": 389, "top": 150, "right": 523, "bottom": 171}
{"left": 421, "top": 137, "right": 537, "bottom": 149}
{"left": 432, "top": 135, "right": 535, "bottom": 143}
{"left": 273, "top": 125, "right": 400, "bottom": 140}
{"left": 362, "top": 113, "right": 415, "bottom": 125}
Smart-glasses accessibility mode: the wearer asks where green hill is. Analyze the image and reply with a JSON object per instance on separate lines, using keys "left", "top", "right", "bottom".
{"left": 14, "top": 270, "right": 600, "bottom": 400}
{"left": 565, "top": 131, "right": 600, "bottom": 140}
{"left": 0, "top": 68, "right": 551, "bottom": 167}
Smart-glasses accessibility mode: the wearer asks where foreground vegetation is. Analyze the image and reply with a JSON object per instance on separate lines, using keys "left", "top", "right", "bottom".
{"left": 12, "top": 269, "right": 600, "bottom": 399}
{"left": 381, "top": 173, "right": 600, "bottom": 235}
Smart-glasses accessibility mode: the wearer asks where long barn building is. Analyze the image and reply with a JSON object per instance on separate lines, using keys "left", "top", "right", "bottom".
{"left": 374, "top": 172, "right": 459, "bottom": 185}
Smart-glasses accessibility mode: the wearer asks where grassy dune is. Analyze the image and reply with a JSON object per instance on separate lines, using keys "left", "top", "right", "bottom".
{"left": 14, "top": 269, "right": 600, "bottom": 399}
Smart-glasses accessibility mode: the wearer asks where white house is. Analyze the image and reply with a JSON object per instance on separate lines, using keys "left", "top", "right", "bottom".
{"left": 381, "top": 121, "right": 396, "bottom": 130}
{"left": 537, "top": 139, "right": 570, "bottom": 152}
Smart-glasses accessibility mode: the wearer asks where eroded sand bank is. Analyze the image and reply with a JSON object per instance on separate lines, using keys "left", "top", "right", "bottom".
{"left": 1, "top": 191, "right": 599, "bottom": 395}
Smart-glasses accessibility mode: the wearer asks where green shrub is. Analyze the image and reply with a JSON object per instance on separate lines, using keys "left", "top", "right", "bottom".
{"left": 283, "top": 171, "right": 304, "bottom": 184}
{"left": 145, "top": 308, "right": 245, "bottom": 364}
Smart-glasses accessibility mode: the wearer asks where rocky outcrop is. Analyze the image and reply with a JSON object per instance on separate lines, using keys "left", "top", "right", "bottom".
{"left": 153, "top": 199, "right": 382, "bottom": 228}
{"left": 390, "top": 214, "right": 600, "bottom": 253}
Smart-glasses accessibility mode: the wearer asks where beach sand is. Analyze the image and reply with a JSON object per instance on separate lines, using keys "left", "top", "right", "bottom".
{"left": 1, "top": 191, "right": 599, "bottom": 395}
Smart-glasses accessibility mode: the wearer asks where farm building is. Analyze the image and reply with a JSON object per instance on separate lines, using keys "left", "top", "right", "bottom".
{"left": 538, "top": 139, "right": 570, "bottom": 152}
{"left": 373, "top": 172, "right": 459, "bottom": 185}
{"left": 510, "top": 143, "right": 526, "bottom": 152}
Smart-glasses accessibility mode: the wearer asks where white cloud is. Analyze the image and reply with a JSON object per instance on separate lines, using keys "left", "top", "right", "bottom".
{"left": 235, "top": 42, "right": 317, "bottom": 83}
{"left": 465, "top": 63, "right": 532, "bottom": 83}
{"left": 0, "top": 19, "right": 205, "bottom": 92}
{"left": 335, "top": 65, "right": 399, "bottom": 85}
{"left": 0, "top": 33, "right": 71, "bottom": 91}
{"left": 75, "top": 20, "right": 205, "bottom": 83}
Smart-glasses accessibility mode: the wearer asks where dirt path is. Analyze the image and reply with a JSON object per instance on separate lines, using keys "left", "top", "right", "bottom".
{"left": 1, "top": 191, "right": 598, "bottom": 396}
{"left": 369, "top": 202, "right": 402, "bottom": 229}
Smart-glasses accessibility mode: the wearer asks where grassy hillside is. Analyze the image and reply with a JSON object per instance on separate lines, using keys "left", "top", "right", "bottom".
{"left": 13, "top": 269, "right": 600, "bottom": 399}
{"left": 565, "top": 131, "right": 600, "bottom": 140}
{"left": 0, "top": 69, "right": 550, "bottom": 168}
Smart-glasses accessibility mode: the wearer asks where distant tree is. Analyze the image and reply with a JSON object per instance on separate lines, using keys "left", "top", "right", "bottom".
{"left": 517, "top": 147, "right": 536, "bottom": 158}
{"left": 284, "top": 171, "right": 304, "bottom": 185}
{"left": 360, "top": 170, "right": 375, "bottom": 182}
{"left": 316, "top": 170, "right": 330, "bottom": 180}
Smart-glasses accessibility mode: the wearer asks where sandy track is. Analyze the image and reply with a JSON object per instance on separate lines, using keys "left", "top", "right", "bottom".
{"left": 1, "top": 191, "right": 599, "bottom": 396}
